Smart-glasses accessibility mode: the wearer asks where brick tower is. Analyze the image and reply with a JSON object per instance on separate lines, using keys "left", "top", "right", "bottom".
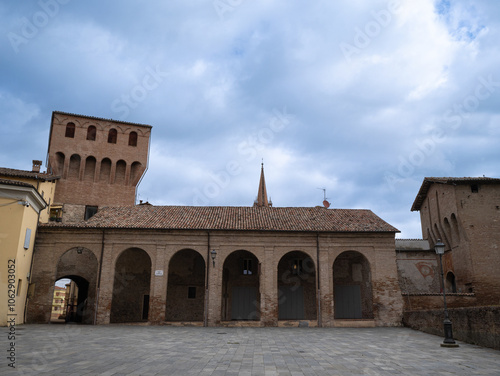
{"left": 47, "top": 111, "right": 151, "bottom": 209}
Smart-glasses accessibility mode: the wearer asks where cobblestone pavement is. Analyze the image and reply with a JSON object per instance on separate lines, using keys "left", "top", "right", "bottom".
{"left": 2, "top": 324, "right": 500, "bottom": 375}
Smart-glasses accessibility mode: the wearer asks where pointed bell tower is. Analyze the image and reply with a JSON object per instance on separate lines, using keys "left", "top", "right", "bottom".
{"left": 254, "top": 162, "right": 272, "bottom": 207}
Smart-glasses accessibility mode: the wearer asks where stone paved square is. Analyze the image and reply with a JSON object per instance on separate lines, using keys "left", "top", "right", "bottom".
{"left": 2, "top": 325, "right": 500, "bottom": 375}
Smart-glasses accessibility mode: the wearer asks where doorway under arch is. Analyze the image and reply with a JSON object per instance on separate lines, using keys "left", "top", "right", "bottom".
{"left": 333, "top": 251, "right": 374, "bottom": 319}
{"left": 50, "top": 277, "right": 89, "bottom": 323}
{"left": 221, "top": 250, "right": 260, "bottom": 321}
{"left": 277, "top": 251, "right": 316, "bottom": 320}
{"left": 54, "top": 247, "right": 98, "bottom": 324}
{"left": 110, "top": 248, "right": 152, "bottom": 323}
{"left": 165, "top": 249, "right": 206, "bottom": 321}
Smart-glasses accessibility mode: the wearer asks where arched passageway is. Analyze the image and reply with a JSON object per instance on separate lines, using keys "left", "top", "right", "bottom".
{"left": 165, "top": 249, "right": 206, "bottom": 321}
{"left": 221, "top": 250, "right": 260, "bottom": 321}
{"left": 333, "top": 251, "right": 374, "bottom": 319}
{"left": 50, "top": 276, "right": 88, "bottom": 323}
{"left": 110, "top": 248, "right": 151, "bottom": 323}
{"left": 55, "top": 247, "right": 98, "bottom": 324}
{"left": 277, "top": 251, "right": 316, "bottom": 320}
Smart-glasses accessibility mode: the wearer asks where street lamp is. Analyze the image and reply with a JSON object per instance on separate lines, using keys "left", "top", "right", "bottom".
{"left": 210, "top": 249, "right": 217, "bottom": 267}
{"left": 434, "top": 239, "right": 459, "bottom": 347}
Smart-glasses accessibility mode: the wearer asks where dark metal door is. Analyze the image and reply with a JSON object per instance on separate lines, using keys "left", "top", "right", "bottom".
{"left": 231, "top": 286, "right": 258, "bottom": 320}
{"left": 335, "top": 285, "right": 362, "bottom": 319}
{"left": 278, "top": 286, "right": 304, "bottom": 319}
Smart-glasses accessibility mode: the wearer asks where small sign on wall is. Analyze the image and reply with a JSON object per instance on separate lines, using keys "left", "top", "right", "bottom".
{"left": 154, "top": 270, "right": 164, "bottom": 276}
{"left": 24, "top": 228, "right": 32, "bottom": 249}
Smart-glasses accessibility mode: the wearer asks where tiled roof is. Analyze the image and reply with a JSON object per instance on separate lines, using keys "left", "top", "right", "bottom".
{"left": 0, "top": 178, "right": 35, "bottom": 188}
{"left": 411, "top": 177, "right": 500, "bottom": 211}
{"left": 0, "top": 167, "right": 59, "bottom": 181}
{"left": 42, "top": 206, "right": 399, "bottom": 233}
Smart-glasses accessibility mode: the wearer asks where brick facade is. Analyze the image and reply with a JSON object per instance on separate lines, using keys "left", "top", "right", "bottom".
{"left": 411, "top": 178, "right": 500, "bottom": 306}
{"left": 25, "top": 111, "right": 407, "bottom": 328}
{"left": 47, "top": 111, "right": 151, "bottom": 207}
{"left": 28, "top": 227, "right": 404, "bottom": 327}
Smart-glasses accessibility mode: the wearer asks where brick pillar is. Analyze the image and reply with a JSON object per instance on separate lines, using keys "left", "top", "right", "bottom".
{"left": 207, "top": 248, "right": 222, "bottom": 326}
{"left": 26, "top": 244, "right": 59, "bottom": 323}
{"left": 149, "top": 245, "right": 168, "bottom": 323}
{"left": 318, "top": 246, "right": 332, "bottom": 327}
{"left": 95, "top": 243, "right": 114, "bottom": 324}
{"left": 261, "top": 247, "right": 278, "bottom": 326}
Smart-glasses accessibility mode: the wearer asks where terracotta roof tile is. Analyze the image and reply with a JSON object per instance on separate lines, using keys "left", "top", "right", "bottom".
{"left": 411, "top": 176, "right": 500, "bottom": 211}
{"left": 42, "top": 206, "right": 399, "bottom": 233}
{"left": 0, "top": 167, "right": 59, "bottom": 181}
{"left": 0, "top": 178, "right": 35, "bottom": 188}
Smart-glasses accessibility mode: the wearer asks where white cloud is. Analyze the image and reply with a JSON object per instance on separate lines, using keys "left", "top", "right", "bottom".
{"left": 1, "top": 0, "right": 499, "bottom": 239}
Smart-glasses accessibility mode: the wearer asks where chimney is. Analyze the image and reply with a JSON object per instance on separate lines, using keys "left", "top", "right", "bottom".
{"left": 32, "top": 160, "right": 42, "bottom": 173}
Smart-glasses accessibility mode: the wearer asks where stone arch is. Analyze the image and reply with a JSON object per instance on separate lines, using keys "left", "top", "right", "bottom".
{"left": 99, "top": 158, "right": 112, "bottom": 183}
{"left": 84, "top": 156, "right": 96, "bottom": 182}
{"left": 110, "top": 248, "right": 152, "bottom": 323}
{"left": 221, "top": 250, "right": 260, "bottom": 321}
{"left": 68, "top": 154, "right": 81, "bottom": 180}
{"left": 446, "top": 271, "right": 457, "bottom": 293}
{"left": 333, "top": 251, "right": 373, "bottom": 319}
{"left": 277, "top": 251, "right": 316, "bottom": 320}
{"left": 165, "top": 249, "right": 206, "bottom": 321}
{"left": 114, "top": 160, "right": 126, "bottom": 184}
{"left": 55, "top": 247, "right": 99, "bottom": 324}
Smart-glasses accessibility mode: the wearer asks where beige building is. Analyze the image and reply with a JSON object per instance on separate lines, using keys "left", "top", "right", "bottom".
{"left": 50, "top": 286, "right": 66, "bottom": 321}
{"left": 0, "top": 174, "right": 49, "bottom": 326}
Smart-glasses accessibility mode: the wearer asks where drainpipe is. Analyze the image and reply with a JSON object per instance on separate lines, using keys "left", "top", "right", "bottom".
{"left": 94, "top": 229, "right": 105, "bottom": 325}
{"left": 316, "top": 233, "right": 322, "bottom": 327}
{"left": 204, "top": 231, "right": 211, "bottom": 327}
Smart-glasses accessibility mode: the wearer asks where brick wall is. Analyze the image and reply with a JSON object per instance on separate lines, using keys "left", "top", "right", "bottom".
{"left": 396, "top": 250, "right": 441, "bottom": 295}
{"left": 403, "top": 307, "right": 500, "bottom": 350}
{"left": 418, "top": 182, "right": 500, "bottom": 305}
{"left": 28, "top": 228, "right": 404, "bottom": 327}
{"left": 48, "top": 112, "right": 151, "bottom": 206}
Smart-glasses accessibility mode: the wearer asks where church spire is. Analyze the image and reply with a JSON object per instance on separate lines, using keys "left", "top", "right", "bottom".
{"left": 254, "top": 162, "right": 272, "bottom": 207}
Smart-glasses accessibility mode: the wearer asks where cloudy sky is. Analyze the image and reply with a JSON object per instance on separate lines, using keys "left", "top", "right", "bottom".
{"left": 1, "top": 0, "right": 499, "bottom": 238}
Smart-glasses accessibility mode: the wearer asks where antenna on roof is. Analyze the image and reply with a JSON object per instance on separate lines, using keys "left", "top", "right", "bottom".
{"left": 317, "top": 188, "right": 331, "bottom": 208}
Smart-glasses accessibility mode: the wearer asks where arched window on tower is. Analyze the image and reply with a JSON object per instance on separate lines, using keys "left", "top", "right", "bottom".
{"left": 87, "top": 125, "right": 96, "bottom": 141}
{"left": 55, "top": 152, "right": 65, "bottom": 176}
{"left": 128, "top": 131, "right": 137, "bottom": 146}
{"left": 99, "top": 158, "right": 112, "bottom": 183}
{"left": 108, "top": 128, "right": 117, "bottom": 144}
{"left": 114, "top": 160, "right": 126, "bottom": 184}
{"left": 65, "top": 123, "right": 75, "bottom": 138}
{"left": 68, "top": 154, "right": 81, "bottom": 180}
